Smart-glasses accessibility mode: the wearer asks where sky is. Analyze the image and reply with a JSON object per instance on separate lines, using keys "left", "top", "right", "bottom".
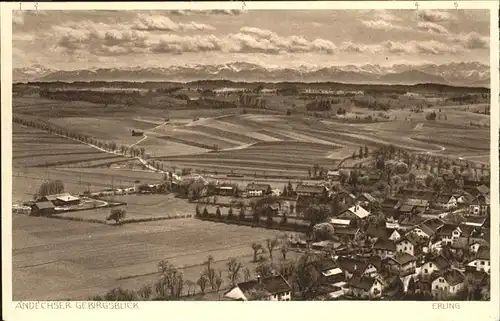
{"left": 12, "top": 9, "right": 490, "bottom": 70}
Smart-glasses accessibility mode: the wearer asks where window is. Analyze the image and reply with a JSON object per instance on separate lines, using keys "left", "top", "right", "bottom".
{"left": 425, "top": 269, "right": 428, "bottom": 274}
{"left": 435, "top": 285, "right": 439, "bottom": 289}
{"left": 480, "top": 261, "right": 484, "bottom": 265}
{"left": 429, "top": 263, "right": 432, "bottom": 267}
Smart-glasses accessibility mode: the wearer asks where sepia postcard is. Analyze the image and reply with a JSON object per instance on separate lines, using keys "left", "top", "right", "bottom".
{"left": 1, "top": 1, "right": 499, "bottom": 321}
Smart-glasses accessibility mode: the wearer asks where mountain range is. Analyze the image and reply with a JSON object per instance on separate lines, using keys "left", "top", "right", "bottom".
{"left": 13, "top": 61, "right": 490, "bottom": 87}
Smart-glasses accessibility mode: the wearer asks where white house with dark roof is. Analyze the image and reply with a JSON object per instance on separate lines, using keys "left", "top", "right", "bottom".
{"left": 245, "top": 183, "right": 272, "bottom": 197}
{"left": 372, "top": 239, "right": 396, "bottom": 259}
{"left": 224, "top": 274, "right": 292, "bottom": 301}
{"left": 431, "top": 269, "right": 466, "bottom": 298}
{"left": 433, "top": 194, "right": 457, "bottom": 210}
{"left": 420, "top": 256, "right": 451, "bottom": 279}
{"left": 346, "top": 275, "right": 383, "bottom": 299}
{"left": 467, "top": 246, "right": 490, "bottom": 273}
{"left": 384, "top": 253, "right": 417, "bottom": 277}
{"left": 436, "top": 224, "right": 462, "bottom": 245}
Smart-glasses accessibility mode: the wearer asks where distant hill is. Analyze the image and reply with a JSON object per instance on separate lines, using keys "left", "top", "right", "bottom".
{"left": 13, "top": 61, "right": 490, "bottom": 88}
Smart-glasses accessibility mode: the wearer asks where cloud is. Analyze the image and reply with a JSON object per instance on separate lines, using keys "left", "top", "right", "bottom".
{"left": 381, "top": 40, "right": 461, "bottom": 55}
{"left": 132, "top": 14, "right": 215, "bottom": 31}
{"left": 338, "top": 42, "right": 377, "bottom": 53}
{"left": 416, "top": 22, "right": 449, "bottom": 34}
{"left": 451, "top": 32, "right": 489, "bottom": 49}
{"left": 151, "top": 35, "right": 223, "bottom": 54}
{"left": 361, "top": 19, "right": 403, "bottom": 31}
{"left": 417, "top": 10, "right": 455, "bottom": 22}
{"left": 168, "top": 9, "right": 243, "bottom": 16}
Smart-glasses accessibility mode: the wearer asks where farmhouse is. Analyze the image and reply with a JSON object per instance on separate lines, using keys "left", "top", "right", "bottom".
{"left": 38, "top": 193, "right": 80, "bottom": 206}
{"left": 433, "top": 194, "right": 457, "bottom": 210}
{"left": 365, "top": 226, "right": 391, "bottom": 243}
{"left": 30, "top": 201, "right": 55, "bottom": 216}
{"left": 346, "top": 275, "right": 383, "bottom": 299}
{"left": 396, "top": 234, "right": 428, "bottom": 257}
{"left": 224, "top": 275, "right": 292, "bottom": 301}
{"left": 131, "top": 130, "right": 143, "bottom": 136}
{"left": 384, "top": 253, "right": 417, "bottom": 277}
{"left": 381, "top": 197, "right": 400, "bottom": 216}
{"left": 431, "top": 270, "right": 465, "bottom": 298}
{"left": 468, "top": 199, "right": 489, "bottom": 216}
{"left": 340, "top": 204, "right": 371, "bottom": 220}
{"left": 335, "top": 257, "right": 379, "bottom": 279}
{"left": 327, "top": 170, "right": 342, "bottom": 181}
{"left": 420, "top": 256, "right": 451, "bottom": 279}
{"left": 245, "top": 183, "right": 272, "bottom": 197}
{"left": 436, "top": 224, "right": 462, "bottom": 245}
{"left": 308, "top": 258, "right": 345, "bottom": 285}
{"left": 334, "top": 191, "right": 357, "bottom": 207}
{"left": 216, "top": 184, "right": 234, "bottom": 196}
{"left": 357, "top": 192, "right": 376, "bottom": 209}
{"left": 466, "top": 246, "right": 490, "bottom": 273}
{"left": 295, "top": 184, "right": 327, "bottom": 198}
{"left": 372, "top": 239, "right": 396, "bottom": 259}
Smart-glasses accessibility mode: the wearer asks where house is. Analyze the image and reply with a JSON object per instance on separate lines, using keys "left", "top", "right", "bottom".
{"left": 365, "top": 226, "right": 391, "bottom": 243}
{"left": 398, "top": 214, "right": 427, "bottom": 231}
{"left": 420, "top": 256, "right": 451, "bottom": 279}
{"left": 37, "top": 193, "right": 71, "bottom": 205}
{"left": 295, "top": 184, "right": 327, "bottom": 198}
{"left": 466, "top": 246, "right": 490, "bottom": 273}
{"left": 357, "top": 193, "right": 376, "bottom": 209}
{"left": 384, "top": 253, "right": 417, "bottom": 277}
{"left": 308, "top": 258, "right": 345, "bottom": 285}
{"left": 396, "top": 234, "right": 428, "bottom": 257}
{"left": 54, "top": 194, "right": 81, "bottom": 206}
{"left": 346, "top": 275, "right": 383, "bottom": 299}
{"left": 462, "top": 215, "right": 488, "bottom": 228}
{"left": 335, "top": 191, "right": 357, "bottom": 206}
{"left": 381, "top": 197, "right": 400, "bottom": 217}
{"left": 131, "top": 130, "right": 144, "bottom": 136}
{"left": 217, "top": 185, "right": 234, "bottom": 196}
{"left": 223, "top": 274, "right": 292, "bottom": 301}
{"left": 335, "top": 256, "right": 379, "bottom": 279}
{"left": 339, "top": 204, "right": 371, "bottom": 220}
{"left": 335, "top": 227, "right": 362, "bottom": 242}
{"left": 327, "top": 170, "right": 342, "bottom": 181}
{"left": 30, "top": 201, "right": 55, "bottom": 216}
{"left": 436, "top": 224, "right": 462, "bottom": 245}
{"left": 245, "top": 183, "right": 272, "bottom": 197}
{"left": 330, "top": 217, "right": 354, "bottom": 228}
{"left": 406, "top": 223, "right": 436, "bottom": 240}
{"left": 469, "top": 239, "right": 489, "bottom": 254}
{"left": 433, "top": 194, "right": 457, "bottom": 210}
{"left": 402, "top": 199, "right": 430, "bottom": 212}
{"left": 431, "top": 270, "right": 465, "bottom": 298}
{"left": 468, "top": 199, "right": 489, "bottom": 216}
{"left": 372, "top": 239, "right": 396, "bottom": 259}
{"left": 396, "top": 188, "right": 435, "bottom": 202}
{"left": 388, "top": 229, "right": 402, "bottom": 242}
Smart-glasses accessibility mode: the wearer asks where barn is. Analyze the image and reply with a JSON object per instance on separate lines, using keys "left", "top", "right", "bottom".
{"left": 31, "top": 202, "right": 55, "bottom": 216}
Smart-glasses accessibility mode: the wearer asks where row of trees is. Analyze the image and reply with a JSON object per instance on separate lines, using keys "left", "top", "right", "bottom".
{"left": 13, "top": 116, "right": 169, "bottom": 174}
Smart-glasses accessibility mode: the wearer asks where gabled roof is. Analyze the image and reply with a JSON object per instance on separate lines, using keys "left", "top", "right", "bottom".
{"left": 463, "top": 215, "right": 487, "bottom": 227}
{"left": 381, "top": 197, "right": 400, "bottom": 208}
{"left": 336, "top": 190, "right": 357, "bottom": 200}
{"left": 233, "top": 275, "right": 291, "bottom": 299}
{"left": 56, "top": 194, "right": 80, "bottom": 202}
{"left": 358, "top": 193, "right": 376, "bottom": 203}
{"left": 296, "top": 184, "right": 326, "bottom": 194}
{"left": 416, "top": 223, "right": 437, "bottom": 237}
{"left": 373, "top": 238, "right": 396, "bottom": 251}
{"left": 33, "top": 201, "right": 55, "bottom": 210}
{"left": 397, "top": 188, "right": 435, "bottom": 201}
{"left": 398, "top": 205, "right": 415, "bottom": 213}
{"left": 433, "top": 256, "right": 451, "bottom": 271}
{"left": 476, "top": 184, "right": 490, "bottom": 195}
{"left": 437, "top": 224, "right": 460, "bottom": 236}
{"left": 434, "top": 194, "right": 456, "bottom": 204}
{"left": 366, "top": 227, "right": 390, "bottom": 239}
{"left": 246, "top": 183, "right": 271, "bottom": 191}
{"left": 346, "top": 205, "right": 370, "bottom": 219}
{"left": 310, "top": 258, "right": 338, "bottom": 273}
{"left": 41, "top": 193, "right": 70, "bottom": 201}
{"left": 388, "top": 252, "right": 416, "bottom": 266}
{"left": 348, "top": 275, "right": 377, "bottom": 291}
{"left": 404, "top": 199, "right": 429, "bottom": 207}
{"left": 441, "top": 270, "right": 465, "bottom": 286}
{"left": 335, "top": 227, "right": 360, "bottom": 236}
{"left": 422, "top": 217, "right": 445, "bottom": 231}
{"left": 335, "top": 257, "right": 369, "bottom": 274}
{"left": 477, "top": 246, "right": 490, "bottom": 260}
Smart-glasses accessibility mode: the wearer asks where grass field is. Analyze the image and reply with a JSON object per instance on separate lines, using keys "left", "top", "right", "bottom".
{"left": 13, "top": 215, "right": 296, "bottom": 300}
{"left": 56, "top": 194, "right": 195, "bottom": 221}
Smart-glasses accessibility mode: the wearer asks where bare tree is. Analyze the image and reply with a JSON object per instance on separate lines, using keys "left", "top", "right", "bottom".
{"left": 266, "top": 237, "right": 279, "bottom": 260}
{"left": 227, "top": 258, "right": 243, "bottom": 286}
{"left": 197, "top": 273, "right": 208, "bottom": 295}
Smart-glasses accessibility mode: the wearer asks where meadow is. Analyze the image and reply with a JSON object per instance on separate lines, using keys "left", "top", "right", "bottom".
{"left": 12, "top": 215, "right": 294, "bottom": 300}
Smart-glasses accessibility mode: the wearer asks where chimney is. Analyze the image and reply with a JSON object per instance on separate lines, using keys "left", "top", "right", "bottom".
{"left": 256, "top": 274, "right": 261, "bottom": 284}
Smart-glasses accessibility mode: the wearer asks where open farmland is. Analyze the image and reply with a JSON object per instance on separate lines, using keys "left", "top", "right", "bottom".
{"left": 13, "top": 123, "right": 126, "bottom": 168}
{"left": 157, "top": 141, "right": 340, "bottom": 177}
{"left": 12, "top": 215, "right": 292, "bottom": 300}
{"left": 56, "top": 194, "right": 195, "bottom": 221}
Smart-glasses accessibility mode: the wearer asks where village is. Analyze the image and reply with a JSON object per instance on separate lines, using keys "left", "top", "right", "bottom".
{"left": 18, "top": 144, "right": 491, "bottom": 301}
